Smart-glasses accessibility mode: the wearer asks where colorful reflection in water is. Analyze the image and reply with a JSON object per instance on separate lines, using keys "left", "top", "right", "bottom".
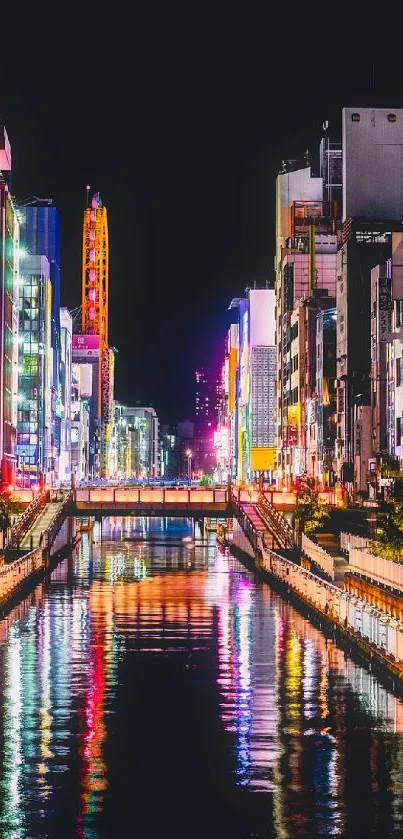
{"left": 0, "top": 518, "right": 402, "bottom": 837}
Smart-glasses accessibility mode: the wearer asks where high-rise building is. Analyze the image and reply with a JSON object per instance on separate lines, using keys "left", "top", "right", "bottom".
{"left": 18, "top": 197, "right": 62, "bottom": 478}
{"left": 336, "top": 108, "right": 403, "bottom": 491}
{"left": 0, "top": 123, "right": 19, "bottom": 487}
{"left": 275, "top": 138, "right": 341, "bottom": 488}
{"left": 229, "top": 287, "right": 276, "bottom": 484}
{"left": 194, "top": 368, "right": 220, "bottom": 474}
{"left": 16, "top": 255, "right": 52, "bottom": 487}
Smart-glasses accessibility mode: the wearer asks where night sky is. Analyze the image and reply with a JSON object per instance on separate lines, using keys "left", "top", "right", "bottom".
{"left": 1, "top": 19, "right": 403, "bottom": 424}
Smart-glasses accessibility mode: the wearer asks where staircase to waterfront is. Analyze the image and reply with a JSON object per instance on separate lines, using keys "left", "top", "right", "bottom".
{"left": 20, "top": 502, "right": 64, "bottom": 550}
{"left": 315, "top": 531, "right": 349, "bottom": 584}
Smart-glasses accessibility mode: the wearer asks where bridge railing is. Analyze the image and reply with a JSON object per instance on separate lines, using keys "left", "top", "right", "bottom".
{"left": 73, "top": 487, "right": 229, "bottom": 505}
{"left": 231, "top": 494, "right": 266, "bottom": 554}
{"left": 257, "top": 492, "right": 296, "bottom": 549}
{"left": 42, "top": 493, "right": 73, "bottom": 553}
{"left": 9, "top": 489, "right": 50, "bottom": 547}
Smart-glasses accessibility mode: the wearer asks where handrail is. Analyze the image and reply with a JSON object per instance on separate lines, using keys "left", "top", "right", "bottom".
{"left": 257, "top": 492, "right": 295, "bottom": 549}
{"left": 45, "top": 493, "right": 73, "bottom": 550}
{"left": 9, "top": 489, "right": 50, "bottom": 547}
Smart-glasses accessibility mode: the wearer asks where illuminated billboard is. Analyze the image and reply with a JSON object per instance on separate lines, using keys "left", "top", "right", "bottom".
{"left": 72, "top": 334, "right": 100, "bottom": 359}
{"left": 101, "top": 348, "right": 114, "bottom": 424}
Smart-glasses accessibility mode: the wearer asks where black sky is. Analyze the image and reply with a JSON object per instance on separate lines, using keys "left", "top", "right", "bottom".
{"left": 1, "top": 16, "right": 403, "bottom": 424}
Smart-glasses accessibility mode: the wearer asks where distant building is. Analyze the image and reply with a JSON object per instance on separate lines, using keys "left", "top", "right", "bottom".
{"left": 159, "top": 424, "right": 178, "bottom": 478}
{"left": 114, "top": 404, "right": 159, "bottom": 478}
{"left": 194, "top": 369, "right": 219, "bottom": 474}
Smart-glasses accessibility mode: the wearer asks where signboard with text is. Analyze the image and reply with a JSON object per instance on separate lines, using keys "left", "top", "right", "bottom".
{"left": 72, "top": 334, "right": 100, "bottom": 358}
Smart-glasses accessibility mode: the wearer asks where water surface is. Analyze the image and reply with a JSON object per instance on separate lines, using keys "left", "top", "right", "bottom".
{"left": 0, "top": 516, "right": 402, "bottom": 838}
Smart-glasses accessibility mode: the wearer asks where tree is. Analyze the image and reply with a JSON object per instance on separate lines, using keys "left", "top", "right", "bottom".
{"left": 370, "top": 498, "right": 403, "bottom": 561}
{"left": 200, "top": 474, "right": 214, "bottom": 487}
{"left": 379, "top": 450, "right": 400, "bottom": 478}
{"left": 294, "top": 474, "right": 330, "bottom": 535}
{"left": 0, "top": 489, "right": 25, "bottom": 543}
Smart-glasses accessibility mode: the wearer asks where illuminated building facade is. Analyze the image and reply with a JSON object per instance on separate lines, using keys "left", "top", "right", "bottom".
{"left": 72, "top": 335, "right": 99, "bottom": 478}
{"left": 59, "top": 308, "right": 72, "bottom": 483}
{"left": 229, "top": 287, "right": 276, "bottom": 484}
{"left": 275, "top": 141, "right": 341, "bottom": 488}
{"left": 226, "top": 323, "right": 239, "bottom": 480}
{"left": 114, "top": 404, "right": 159, "bottom": 479}
{"left": 193, "top": 368, "right": 220, "bottom": 475}
{"left": 285, "top": 290, "right": 336, "bottom": 486}
{"left": 17, "top": 197, "right": 62, "bottom": 478}
{"left": 71, "top": 363, "right": 90, "bottom": 481}
{"left": 16, "top": 256, "right": 52, "bottom": 487}
{"left": 214, "top": 361, "right": 229, "bottom": 482}
{"left": 0, "top": 123, "right": 19, "bottom": 486}
{"left": 315, "top": 307, "right": 337, "bottom": 487}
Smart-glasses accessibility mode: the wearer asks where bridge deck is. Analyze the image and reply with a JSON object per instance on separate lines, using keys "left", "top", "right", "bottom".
{"left": 72, "top": 487, "right": 231, "bottom": 517}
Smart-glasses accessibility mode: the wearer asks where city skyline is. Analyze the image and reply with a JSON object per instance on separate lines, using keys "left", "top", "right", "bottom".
{"left": 2, "top": 44, "right": 403, "bottom": 422}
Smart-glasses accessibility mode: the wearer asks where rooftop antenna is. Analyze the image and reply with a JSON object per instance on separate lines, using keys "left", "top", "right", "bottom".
{"left": 86, "top": 184, "right": 91, "bottom": 208}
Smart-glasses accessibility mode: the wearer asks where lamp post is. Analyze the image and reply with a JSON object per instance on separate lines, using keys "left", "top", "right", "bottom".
{"left": 186, "top": 449, "right": 192, "bottom": 487}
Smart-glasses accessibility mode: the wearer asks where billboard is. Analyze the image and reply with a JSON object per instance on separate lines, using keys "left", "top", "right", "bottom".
{"left": 287, "top": 404, "right": 300, "bottom": 446}
{"left": 250, "top": 447, "right": 276, "bottom": 471}
{"left": 249, "top": 288, "right": 275, "bottom": 347}
{"left": 72, "top": 334, "right": 99, "bottom": 359}
{"left": 101, "top": 348, "right": 114, "bottom": 424}
{"left": 378, "top": 275, "right": 392, "bottom": 341}
{"left": 79, "top": 364, "right": 93, "bottom": 398}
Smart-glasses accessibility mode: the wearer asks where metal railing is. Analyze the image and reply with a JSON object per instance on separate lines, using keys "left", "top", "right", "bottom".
{"left": 44, "top": 493, "right": 73, "bottom": 552}
{"left": 257, "top": 492, "right": 296, "bottom": 550}
{"left": 9, "top": 490, "right": 50, "bottom": 548}
{"left": 301, "top": 533, "right": 335, "bottom": 580}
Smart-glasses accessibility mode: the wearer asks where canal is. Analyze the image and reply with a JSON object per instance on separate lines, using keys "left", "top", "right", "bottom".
{"left": 1, "top": 517, "right": 403, "bottom": 839}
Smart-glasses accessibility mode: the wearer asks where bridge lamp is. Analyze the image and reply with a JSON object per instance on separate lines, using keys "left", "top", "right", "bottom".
{"left": 186, "top": 449, "right": 193, "bottom": 487}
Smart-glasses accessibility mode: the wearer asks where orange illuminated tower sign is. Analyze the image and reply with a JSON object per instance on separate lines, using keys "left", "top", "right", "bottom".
{"left": 82, "top": 190, "right": 109, "bottom": 417}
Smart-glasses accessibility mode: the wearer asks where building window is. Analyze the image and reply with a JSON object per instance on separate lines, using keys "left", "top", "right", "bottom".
{"left": 397, "top": 417, "right": 402, "bottom": 447}
{"left": 396, "top": 300, "right": 403, "bottom": 328}
{"left": 397, "top": 357, "right": 403, "bottom": 388}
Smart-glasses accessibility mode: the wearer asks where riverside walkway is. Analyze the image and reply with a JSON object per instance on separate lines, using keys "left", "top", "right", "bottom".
{"left": 231, "top": 492, "right": 403, "bottom": 688}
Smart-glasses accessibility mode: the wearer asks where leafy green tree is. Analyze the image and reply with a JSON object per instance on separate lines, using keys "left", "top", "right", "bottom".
{"left": 379, "top": 450, "right": 400, "bottom": 478}
{"left": 370, "top": 499, "right": 403, "bottom": 561}
{"left": 200, "top": 474, "right": 214, "bottom": 487}
{"left": 0, "top": 490, "right": 24, "bottom": 541}
{"left": 294, "top": 474, "right": 330, "bottom": 535}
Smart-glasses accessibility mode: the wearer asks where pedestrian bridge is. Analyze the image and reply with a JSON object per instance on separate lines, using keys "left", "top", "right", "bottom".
{"left": 72, "top": 487, "right": 231, "bottom": 517}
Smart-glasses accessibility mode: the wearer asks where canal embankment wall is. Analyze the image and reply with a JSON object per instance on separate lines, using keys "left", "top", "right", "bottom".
{"left": 231, "top": 524, "right": 403, "bottom": 692}
{"left": 0, "top": 515, "right": 80, "bottom": 613}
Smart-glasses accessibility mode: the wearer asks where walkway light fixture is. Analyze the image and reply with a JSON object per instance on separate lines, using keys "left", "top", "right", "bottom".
{"left": 186, "top": 449, "right": 193, "bottom": 487}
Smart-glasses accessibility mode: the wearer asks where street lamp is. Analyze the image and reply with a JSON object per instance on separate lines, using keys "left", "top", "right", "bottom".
{"left": 186, "top": 449, "right": 192, "bottom": 487}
